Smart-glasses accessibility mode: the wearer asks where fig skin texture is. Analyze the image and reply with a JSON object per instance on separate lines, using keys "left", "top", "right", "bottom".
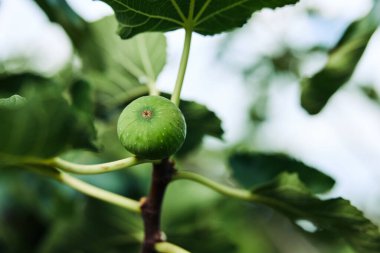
{"left": 117, "top": 96, "right": 186, "bottom": 160}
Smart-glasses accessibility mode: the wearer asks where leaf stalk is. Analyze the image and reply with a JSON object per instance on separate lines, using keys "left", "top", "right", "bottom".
{"left": 171, "top": 29, "right": 192, "bottom": 106}
{"left": 29, "top": 166, "right": 141, "bottom": 213}
{"left": 44, "top": 156, "right": 155, "bottom": 175}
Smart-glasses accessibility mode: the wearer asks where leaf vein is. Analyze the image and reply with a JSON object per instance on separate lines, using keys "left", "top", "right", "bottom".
{"left": 170, "top": 0, "right": 187, "bottom": 22}
{"left": 193, "top": 0, "right": 213, "bottom": 23}
{"left": 110, "top": 0, "right": 185, "bottom": 27}
{"left": 195, "top": 0, "right": 249, "bottom": 26}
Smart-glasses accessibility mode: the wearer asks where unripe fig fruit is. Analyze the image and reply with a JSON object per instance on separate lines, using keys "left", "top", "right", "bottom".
{"left": 117, "top": 96, "right": 186, "bottom": 160}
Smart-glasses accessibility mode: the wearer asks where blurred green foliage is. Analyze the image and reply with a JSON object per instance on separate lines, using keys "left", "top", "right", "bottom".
{"left": 0, "top": 79, "right": 96, "bottom": 159}
{"left": 1, "top": 0, "right": 380, "bottom": 253}
{"left": 301, "top": 5, "right": 380, "bottom": 114}
{"left": 229, "top": 152, "right": 335, "bottom": 194}
{"left": 251, "top": 173, "right": 380, "bottom": 253}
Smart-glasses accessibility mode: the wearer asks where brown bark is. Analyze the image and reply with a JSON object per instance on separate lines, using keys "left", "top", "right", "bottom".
{"left": 140, "top": 159, "right": 175, "bottom": 253}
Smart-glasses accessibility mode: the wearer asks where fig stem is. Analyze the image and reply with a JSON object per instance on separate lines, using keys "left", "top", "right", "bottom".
{"left": 28, "top": 166, "right": 141, "bottom": 213}
{"left": 42, "top": 156, "right": 156, "bottom": 175}
{"left": 172, "top": 171, "right": 252, "bottom": 200}
{"left": 171, "top": 28, "right": 192, "bottom": 106}
{"left": 148, "top": 80, "right": 160, "bottom": 96}
{"left": 172, "top": 171, "right": 305, "bottom": 217}
{"left": 141, "top": 159, "right": 175, "bottom": 253}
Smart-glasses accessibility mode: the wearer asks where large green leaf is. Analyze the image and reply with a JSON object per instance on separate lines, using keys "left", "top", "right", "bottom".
{"left": 177, "top": 100, "right": 224, "bottom": 156}
{"left": 80, "top": 17, "right": 167, "bottom": 106}
{"left": 0, "top": 89, "right": 96, "bottom": 159}
{"left": 229, "top": 152, "right": 335, "bottom": 193}
{"left": 253, "top": 173, "right": 380, "bottom": 253}
{"left": 301, "top": 6, "right": 379, "bottom": 114}
{"left": 99, "top": 0, "right": 300, "bottom": 39}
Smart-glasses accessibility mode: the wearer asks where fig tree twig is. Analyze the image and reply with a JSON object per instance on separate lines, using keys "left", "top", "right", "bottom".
{"left": 141, "top": 159, "right": 175, "bottom": 253}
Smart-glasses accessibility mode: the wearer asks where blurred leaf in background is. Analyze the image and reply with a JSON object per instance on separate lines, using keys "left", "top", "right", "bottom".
{"left": 0, "top": 169, "right": 74, "bottom": 253}
{"left": 177, "top": 100, "right": 224, "bottom": 156}
{"left": 78, "top": 19, "right": 167, "bottom": 109}
{"left": 229, "top": 152, "right": 335, "bottom": 194}
{"left": 0, "top": 73, "right": 51, "bottom": 97}
{"left": 0, "top": 168, "right": 146, "bottom": 253}
{"left": 252, "top": 173, "right": 380, "bottom": 253}
{"left": 39, "top": 199, "right": 143, "bottom": 253}
{"left": 301, "top": 2, "right": 380, "bottom": 114}
{"left": 0, "top": 84, "right": 96, "bottom": 159}
{"left": 164, "top": 205, "right": 238, "bottom": 253}
{"left": 361, "top": 85, "right": 380, "bottom": 105}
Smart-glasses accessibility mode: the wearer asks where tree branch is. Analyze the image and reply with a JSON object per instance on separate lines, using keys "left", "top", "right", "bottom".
{"left": 140, "top": 159, "right": 175, "bottom": 253}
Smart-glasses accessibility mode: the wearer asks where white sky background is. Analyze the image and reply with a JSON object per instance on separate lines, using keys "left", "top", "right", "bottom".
{"left": 1, "top": 0, "right": 380, "bottom": 220}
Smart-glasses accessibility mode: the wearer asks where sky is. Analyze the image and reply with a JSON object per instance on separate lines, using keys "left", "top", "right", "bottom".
{"left": 1, "top": 0, "right": 380, "bottom": 221}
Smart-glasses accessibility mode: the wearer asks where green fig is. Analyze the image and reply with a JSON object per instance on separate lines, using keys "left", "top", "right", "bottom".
{"left": 117, "top": 96, "right": 186, "bottom": 160}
